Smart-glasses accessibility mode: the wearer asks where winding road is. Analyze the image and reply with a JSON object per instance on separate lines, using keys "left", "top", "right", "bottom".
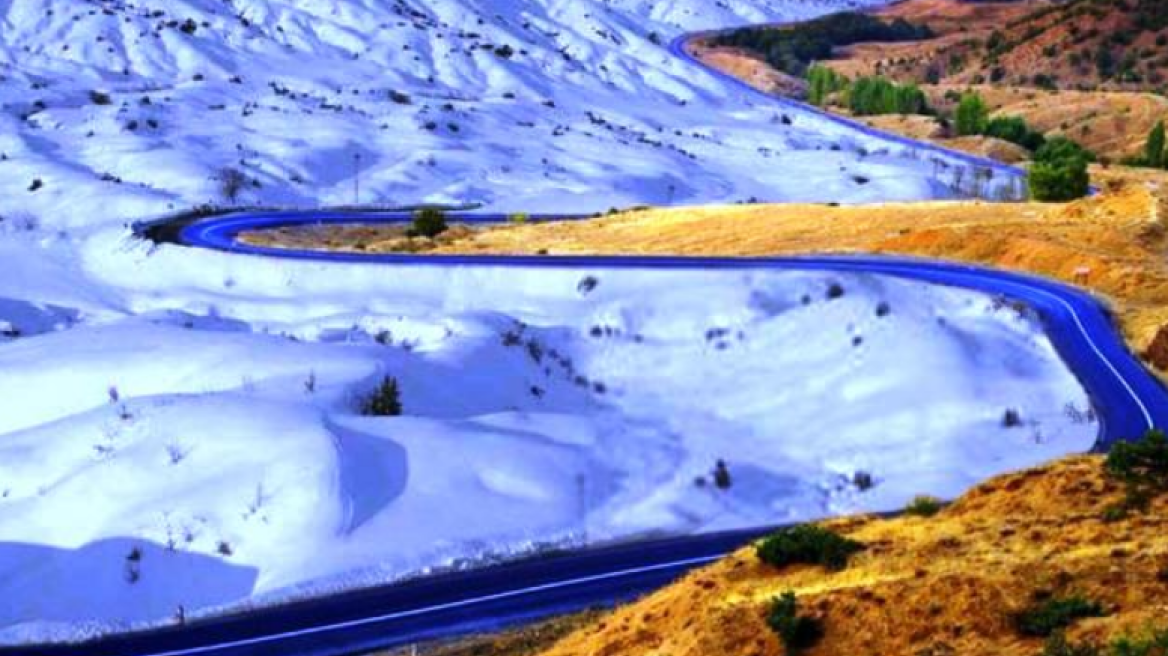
{"left": 6, "top": 20, "right": 1168, "bottom": 656}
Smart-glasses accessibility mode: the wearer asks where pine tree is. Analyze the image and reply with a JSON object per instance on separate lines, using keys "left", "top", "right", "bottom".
{"left": 1146, "top": 120, "right": 1166, "bottom": 168}
{"left": 361, "top": 376, "right": 403, "bottom": 416}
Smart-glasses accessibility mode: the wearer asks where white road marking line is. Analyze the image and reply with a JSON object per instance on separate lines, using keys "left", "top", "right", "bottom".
{"left": 139, "top": 554, "right": 722, "bottom": 656}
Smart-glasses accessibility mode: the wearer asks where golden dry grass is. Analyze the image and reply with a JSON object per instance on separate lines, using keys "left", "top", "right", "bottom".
{"left": 539, "top": 456, "right": 1168, "bottom": 656}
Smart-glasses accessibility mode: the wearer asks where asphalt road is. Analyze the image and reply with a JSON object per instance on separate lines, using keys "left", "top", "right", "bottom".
{"left": 6, "top": 23, "right": 1166, "bottom": 656}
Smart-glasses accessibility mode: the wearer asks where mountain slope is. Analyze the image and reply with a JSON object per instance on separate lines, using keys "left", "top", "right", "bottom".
{"left": 0, "top": 0, "right": 977, "bottom": 229}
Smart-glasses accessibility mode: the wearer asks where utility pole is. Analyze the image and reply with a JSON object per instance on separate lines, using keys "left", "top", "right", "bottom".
{"left": 353, "top": 152, "right": 362, "bottom": 206}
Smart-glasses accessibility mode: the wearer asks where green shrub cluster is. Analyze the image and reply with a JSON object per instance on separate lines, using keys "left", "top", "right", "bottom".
{"left": 1015, "top": 595, "right": 1106, "bottom": 637}
{"left": 904, "top": 495, "right": 943, "bottom": 517}
{"left": 984, "top": 116, "right": 1047, "bottom": 151}
{"left": 806, "top": 65, "right": 849, "bottom": 107}
{"left": 767, "top": 592, "right": 822, "bottom": 654}
{"left": 806, "top": 66, "right": 929, "bottom": 116}
{"left": 1104, "top": 429, "right": 1168, "bottom": 511}
{"left": 1030, "top": 136, "right": 1093, "bottom": 202}
{"left": 756, "top": 524, "right": 863, "bottom": 571}
{"left": 954, "top": 92, "right": 1049, "bottom": 153}
{"left": 1111, "top": 627, "right": 1168, "bottom": 656}
{"left": 1041, "top": 626, "right": 1168, "bottom": 656}
{"left": 846, "top": 76, "right": 929, "bottom": 116}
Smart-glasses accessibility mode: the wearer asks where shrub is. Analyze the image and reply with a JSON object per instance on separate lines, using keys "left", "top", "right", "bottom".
{"left": 410, "top": 208, "right": 448, "bottom": 238}
{"left": 846, "top": 76, "right": 929, "bottom": 116}
{"left": 1015, "top": 595, "right": 1105, "bottom": 637}
{"left": 360, "top": 376, "right": 403, "bottom": 416}
{"left": 508, "top": 212, "right": 530, "bottom": 224}
{"left": 713, "top": 460, "right": 732, "bottom": 489}
{"left": 1029, "top": 136, "right": 1093, "bottom": 203}
{"left": 767, "top": 592, "right": 822, "bottom": 653}
{"left": 1003, "top": 408, "right": 1023, "bottom": 427}
{"left": 806, "top": 64, "right": 849, "bottom": 106}
{"left": 1145, "top": 121, "right": 1166, "bottom": 169}
{"left": 955, "top": 92, "right": 989, "bottom": 136}
{"left": 89, "top": 90, "right": 112, "bottom": 105}
{"left": 1042, "top": 633, "right": 1101, "bottom": 656}
{"left": 1105, "top": 429, "right": 1168, "bottom": 509}
{"left": 1035, "top": 137, "right": 1096, "bottom": 165}
{"left": 215, "top": 167, "right": 247, "bottom": 204}
{"left": 1030, "top": 159, "right": 1089, "bottom": 202}
{"left": 904, "top": 495, "right": 943, "bottom": 517}
{"left": 756, "top": 524, "right": 864, "bottom": 571}
{"left": 1110, "top": 627, "right": 1168, "bottom": 656}
{"left": 984, "top": 115, "right": 1046, "bottom": 151}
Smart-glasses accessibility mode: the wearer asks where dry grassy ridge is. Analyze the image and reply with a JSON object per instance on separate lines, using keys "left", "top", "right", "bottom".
{"left": 691, "top": 0, "right": 1168, "bottom": 162}
{"left": 536, "top": 455, "right": 1168, "bottom": 656}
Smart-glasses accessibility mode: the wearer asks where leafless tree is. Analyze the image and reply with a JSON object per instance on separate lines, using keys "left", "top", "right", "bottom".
{"left": 216, "top": 167, "right": 247, "bottom": 204}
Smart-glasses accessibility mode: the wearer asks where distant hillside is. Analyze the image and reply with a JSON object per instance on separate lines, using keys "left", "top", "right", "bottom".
{"left": 844, "top": 0, "right": 1168, "bottom": 92}
{"left": 700, "top": 0, "right": 1168, "bottom": 161}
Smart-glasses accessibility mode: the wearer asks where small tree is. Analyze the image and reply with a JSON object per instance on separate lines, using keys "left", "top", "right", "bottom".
{"left": 767, "top": 592, "right": 822, "bottom": 653}
{"left": 806, "top": 65, "right": 849, "bottom": 107}
{"left": 713, "top": 460, "right": 732, "bottom": 489}
{"left": 1029, "top": 159, "right": 1090, "bottom": 202}
{"left": 216, "top": 167, "right": 247, "bottom": 204}
{"left": 360, "top": 376, "right": 403, "bottom": 416}
{"left": 955, "top": 92, "right": 989, "bottom": 136}
{"left": 1029, "top": 136, "right": 1093, "bottom": 202}
{"left": 1146, "top": 121, "right": 1166, "bottom": 168}
{"left": 410, "top": 208, "right": 448, "bottom": 238}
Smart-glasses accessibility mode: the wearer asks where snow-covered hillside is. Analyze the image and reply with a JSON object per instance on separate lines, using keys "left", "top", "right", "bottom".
{"left": 0, "top": 0, "right": 972, "bottom": 229}
{"left": 0, "top": 233, "right": 1096, "bottom": 640}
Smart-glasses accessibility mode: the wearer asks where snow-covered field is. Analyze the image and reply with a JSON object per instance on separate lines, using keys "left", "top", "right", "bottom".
{"left": 0, "top": 0, "right": 1007, "bottom": 230}
{"left": 0, "top": 0, "right": 1090, "bottom": 644}
{"left": 0, "top": 231, "right": 1096, "bottom": 640}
